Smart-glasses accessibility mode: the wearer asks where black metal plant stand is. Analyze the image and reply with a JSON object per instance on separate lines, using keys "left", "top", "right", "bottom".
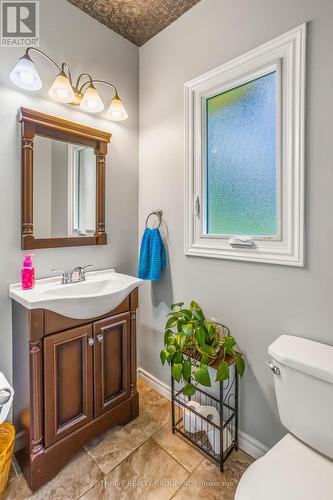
{"left": 171, "top": 359, "right": 238, "bottom": 472}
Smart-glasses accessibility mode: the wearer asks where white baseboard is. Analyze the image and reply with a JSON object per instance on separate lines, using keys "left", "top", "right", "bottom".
{"left": 137, "top": 366, "right": 269, "bottom": 459}
{"left": 237, "top": 429, "right": 269, "bottom": 459}
{"left": 138, "top": 367, "right": 171, "bottom": 400}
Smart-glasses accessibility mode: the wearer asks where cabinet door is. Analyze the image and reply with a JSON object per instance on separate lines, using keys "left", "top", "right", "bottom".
{"left": 44, "top": 324, "right": 94, "bottom": 447}
{"left": 93, "top": 312, "right": 131, "bottom": 417}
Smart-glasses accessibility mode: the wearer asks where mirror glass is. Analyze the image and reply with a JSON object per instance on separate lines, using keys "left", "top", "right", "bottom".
{"left": 33, "top": 136, "right": 96, "bottom": 238}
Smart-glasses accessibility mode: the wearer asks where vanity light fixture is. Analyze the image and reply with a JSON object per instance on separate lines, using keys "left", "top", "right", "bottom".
{"left": 9, "top": 48, "right": 128, "bottom": 121}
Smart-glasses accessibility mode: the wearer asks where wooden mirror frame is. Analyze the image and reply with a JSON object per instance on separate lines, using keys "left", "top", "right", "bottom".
{"left": 19, "top": 107, "right": 111, "bottom": 249}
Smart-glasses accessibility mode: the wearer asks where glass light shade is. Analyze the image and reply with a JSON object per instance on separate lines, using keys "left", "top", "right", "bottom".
{"left": 80, "top": 85, "right": 104, "bottom": 113}
{"left": 48, "top": 72, "right": 75, "bottom": 103}
{"left": 9, "top": 55, "right": 42, "bottom": 90}
{"left": 107, "top": 94, "right": 128, "bottom": 121}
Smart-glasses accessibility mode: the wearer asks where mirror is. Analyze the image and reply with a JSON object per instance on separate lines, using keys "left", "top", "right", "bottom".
{"left": 33, "top": 137, "right": 96, "bottom": 238}
{"left": 19, "top": 107, "right": 111, "bottom": 249}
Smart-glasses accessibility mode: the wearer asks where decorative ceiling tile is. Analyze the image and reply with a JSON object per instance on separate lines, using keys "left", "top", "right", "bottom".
{"left": 67, "top": 0, "right": 202, "bottom": 46}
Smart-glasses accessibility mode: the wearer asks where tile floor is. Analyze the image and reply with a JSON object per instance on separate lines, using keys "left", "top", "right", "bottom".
{"left": 3, "top": 379, "right": 254, "bottom": 499}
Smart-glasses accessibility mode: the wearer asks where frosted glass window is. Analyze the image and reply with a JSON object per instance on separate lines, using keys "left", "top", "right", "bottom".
{"left": 206, "top": 71, "right": 277, "bottom": 237}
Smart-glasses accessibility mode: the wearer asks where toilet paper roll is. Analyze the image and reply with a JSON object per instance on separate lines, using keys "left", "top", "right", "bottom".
{"left": 0, "top": 372, "right": 14, "bottom": 424}
{"left": 195, "top": 405, "right": 232, "bottom": 454}
{"left": 207, "top": 425, "right": 232, "bottom": 455}
{"left": 183, "top": 400, "right": 200, "bottom": 433}
{"left": 196, "top": 405, "right": 220, "bottom": 431}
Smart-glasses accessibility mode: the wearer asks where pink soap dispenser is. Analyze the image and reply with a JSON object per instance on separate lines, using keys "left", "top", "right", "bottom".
{"left": 22, "top": 255, "right": 35, "bottom": 290}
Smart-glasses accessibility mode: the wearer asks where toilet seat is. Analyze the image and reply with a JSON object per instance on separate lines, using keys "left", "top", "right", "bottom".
{"left": 235, "top": 433, "right": 333, "bottom": 500}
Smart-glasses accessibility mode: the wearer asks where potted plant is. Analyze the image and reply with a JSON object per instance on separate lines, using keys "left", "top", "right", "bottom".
{"left": 160, "top": 301, "right": 245, "bottom": 396}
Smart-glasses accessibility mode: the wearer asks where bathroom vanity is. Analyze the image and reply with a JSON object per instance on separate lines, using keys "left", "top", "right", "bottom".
{"left": 10, "top": 270, "right": 142, "bottom": 491}
{"left": 10, "top": 109, "right": 145, "bottom": 490}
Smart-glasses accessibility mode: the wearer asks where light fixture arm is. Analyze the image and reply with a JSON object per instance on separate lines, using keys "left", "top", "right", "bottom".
{"left": 61, "top": 62, "right": 73, "bottom": 86}
{"left": 26, "top": 48, "right": 73, "bottom": 85}
{"left": 75, "top": 73, "right": 93, "bottom": 92}
{"left": 25, "top": 48, "right": 62, "bottom": 73}
{"left": 79, "top": 79, "right": 118, "bottom": 97}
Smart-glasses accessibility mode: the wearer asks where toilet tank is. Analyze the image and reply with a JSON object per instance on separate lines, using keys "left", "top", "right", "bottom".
{"left": 268, "top": 335, "right": 333, "bottom": 459}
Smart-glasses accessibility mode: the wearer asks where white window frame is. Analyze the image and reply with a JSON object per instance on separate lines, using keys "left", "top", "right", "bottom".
{"left": 184, "top": 24, "right": 306, "bottom": 266}
{"left": 67, "top": 144, "right": 96, "bottom": 237}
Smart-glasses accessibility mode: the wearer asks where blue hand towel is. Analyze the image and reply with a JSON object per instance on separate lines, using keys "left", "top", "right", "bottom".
{"left": 138, "top": 227, "right": 166, "bottom": 280}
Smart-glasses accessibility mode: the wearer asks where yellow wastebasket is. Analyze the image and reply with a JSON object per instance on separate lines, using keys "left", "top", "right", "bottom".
{"left": 0, "top": 423, "right": 15, "bottom": 496}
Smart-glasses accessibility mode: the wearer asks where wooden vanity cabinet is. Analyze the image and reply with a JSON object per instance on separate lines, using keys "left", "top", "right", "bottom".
{"left": 12, "top": 289, "right": 139, "bottom": 491}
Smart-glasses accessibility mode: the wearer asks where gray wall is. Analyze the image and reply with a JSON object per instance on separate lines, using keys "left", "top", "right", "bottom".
{"left": 138, "top": 0, "right": 333, "bottom": 448}
{"left": 0, "top": 0, "right": 139, "bottom": 383}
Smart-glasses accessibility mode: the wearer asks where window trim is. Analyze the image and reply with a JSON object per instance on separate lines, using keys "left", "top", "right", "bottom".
{"left": 184, "top": 24, "right": 306, "bottom": 266}
{"left": 67, "top": 144, "right": 96, "bottom": 237}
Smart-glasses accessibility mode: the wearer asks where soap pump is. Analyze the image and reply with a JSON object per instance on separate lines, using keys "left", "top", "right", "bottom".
{"left": 21, "top": 255, "right": 35, "bottom": 290}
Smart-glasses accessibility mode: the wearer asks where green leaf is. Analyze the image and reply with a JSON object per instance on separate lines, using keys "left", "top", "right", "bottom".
{"left": 204, "top": 321, "right": 215, "bottom": 339}
{"left": 179, "top": 309, "right": 192, "bottom": 320}
{"left": 166, "top": 344, "right": 176, "bottom": 354}
{"left": 177, "top": 321, "right": 186, "bottom": 332}
{"left": 167, "top": 311, "right": 184, "bottom": 318}
{"left": 190, "top": 300, "right": 201, "bottom": 310}
{"left": 171, "top": 363, "right": 182, "bottom": 382}
{"left": 164, "top": 329, "right": 173, "bottom": 345}
{"left": 182, "top": 383, "right": 196, "bottom": 397}
{"left": 201, "top": 353, "right": 209, "bottom": 365}
{"left": 224, "top": 335, "right": 236, "bottom": 356}
{"left": 204, "top": 320, "right": 212, "bottom": 332}
{"left": 165, "top": 317, "right": 177, "bottom": 329}
{"left": 166, "top": 337, "right": 175, "bottom": 348}
{"left": 160, "top": 349, "right": 168, "bottom": 365}
{"left": 195, "top": 327, "right": 206, "bottom": 347}
{"left": 167, "top": 351, "right": 174, "bottom": 364}
{"left": 216, "top": 361, "right": 230, "bottom": 382}
{"left": 182, "top": 359, "right": 191, "bottom": 382}
{"left": 171, "top": 302, "right": 184, "bottom": 310}
{"left": 193, "top": 365, "right": 211, "bottom": 387}
{"left": 202, "top": 345, "right": 217, "bottom": 357}
{"left": 235, "top": 356, "right": 245, "bottom": 377}
{"left": 175, "top": 333, "right": 186, "bottom": 350}
{"left": 181, "top": 323, "right": 193, "bottom": 336}
{"left": 225, "top": 335, "right": 235, "bottom": 346}
{"left": 173, "top": 351, "right": 183, "bottom": 364}
{"left": 192, "top": 309, "right": 205, "bottom": 321}
{"left": 208, "top": 324, "right": 217, "bottom": 339}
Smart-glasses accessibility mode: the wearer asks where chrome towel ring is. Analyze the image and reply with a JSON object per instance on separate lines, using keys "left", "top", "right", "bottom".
{"left": 145, "top": 209, "right": 163, "bottom": 229}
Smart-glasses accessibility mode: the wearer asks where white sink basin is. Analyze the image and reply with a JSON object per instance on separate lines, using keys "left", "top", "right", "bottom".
{"left": 9, "top": 269, "right": 143, "bottom": 319}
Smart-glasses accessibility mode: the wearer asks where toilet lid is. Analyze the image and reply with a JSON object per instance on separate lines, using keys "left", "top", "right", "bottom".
{"left": 235, "top": 433, "right": 333, "bottom": 500}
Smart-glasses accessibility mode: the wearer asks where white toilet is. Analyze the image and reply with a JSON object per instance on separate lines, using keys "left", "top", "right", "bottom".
{"left": 235, "top": 335, "right": 333, "bottom": 500}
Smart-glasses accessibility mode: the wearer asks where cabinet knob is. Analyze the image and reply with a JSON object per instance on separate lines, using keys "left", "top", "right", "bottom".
{"left": 97, "top": 333, "right": 103, "bottom": 343}
{"left": 88, "top": 337, "right": 95, "bottom": 346}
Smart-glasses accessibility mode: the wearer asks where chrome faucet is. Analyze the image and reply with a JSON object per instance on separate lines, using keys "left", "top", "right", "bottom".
{"left": 70, "top": 265, "right": 93, "bottom": 283}
{"left": 52, "top": 265, "right": 93, "bottom": 284}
